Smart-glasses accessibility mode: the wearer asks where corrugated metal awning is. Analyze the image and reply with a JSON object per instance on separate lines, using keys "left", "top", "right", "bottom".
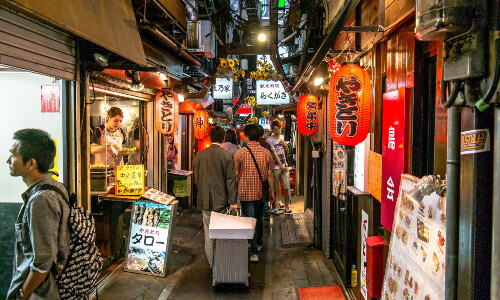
{"left": 1, "top": 0, "right": 147, "bottom": 66}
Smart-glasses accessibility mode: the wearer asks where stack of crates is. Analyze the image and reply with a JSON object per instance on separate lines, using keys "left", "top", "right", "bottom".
{"left": 280, "top": 169, "right": 296, "bottom": 195}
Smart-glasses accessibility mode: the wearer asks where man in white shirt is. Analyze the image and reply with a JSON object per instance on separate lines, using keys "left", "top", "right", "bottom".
{"left": 266, "top": 120, "right": 292, "bottom": 214}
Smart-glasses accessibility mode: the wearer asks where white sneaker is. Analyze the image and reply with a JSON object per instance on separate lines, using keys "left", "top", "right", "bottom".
{"left": 278, "top": 201, "right": 285, "bottom": 208}
{"left": 271, "top": 208, "right": 284, "bottom": 215}
{"left": 285, "top": 207, "right": 292, "bottom": 213}
{"left": 250, "top": 254, "right": 259, "bottom": 262}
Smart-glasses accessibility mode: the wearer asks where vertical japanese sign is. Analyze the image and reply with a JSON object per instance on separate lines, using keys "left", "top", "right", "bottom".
{"left": 115, "top": 165, "right": 145, "bottom": 195}
{"left": 354, "top": 134, "right": 370, "bottom": 192}
{"left": 360, "top": 210, "right": 369, "bottom": 300}
{"left": 41, "top": 85, "right": 60, "bottom": 112}
{"left": 213, "top": 78, "right": 233, "bottom": 99}
{"left": 381, "top": 88, "right": 411, "bottom": 231}
{"left": 368, "top": 151, "right": 382, "bottom": 201}
{"left": 125, "top": 201, "right": 175, "bottom": 277}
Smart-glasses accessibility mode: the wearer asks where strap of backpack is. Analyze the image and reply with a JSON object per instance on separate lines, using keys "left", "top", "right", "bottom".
{"left": 35, "top": 184, "right": 71, "bottom": 206}
{"left": 245, "top": 146, "right": 264, "bottom": 182}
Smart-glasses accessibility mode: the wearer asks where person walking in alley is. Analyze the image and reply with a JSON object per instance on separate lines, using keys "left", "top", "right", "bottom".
{"left": 221, "top": 129, "right": 240, "bottom": 155}
{"left": 267, "top": 119, "right": 292, "bottom": 214}
{"left": 6, "top": 129, "right": 70, "bottom": 300}
{"left": 234, "top": 124, "right": 275, "bottom": 262}
{"left": 194, "top": 126, "right": 238, "bottom": 268}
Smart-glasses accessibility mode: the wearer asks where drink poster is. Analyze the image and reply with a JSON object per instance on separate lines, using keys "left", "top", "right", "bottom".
{"left": 332, "top": 147, "right": 347, "bottom": 199}
{"left": 41, "top": 85, "right": 60, "bottom": 112}
{"left": 381, "top": 174, "right": 446, "bottom": 300}
{"left": 115, "top": 165, "right": 145, "bottom": 195}
{"left": 125, "top": 200, "right": 176, "bottom": 277}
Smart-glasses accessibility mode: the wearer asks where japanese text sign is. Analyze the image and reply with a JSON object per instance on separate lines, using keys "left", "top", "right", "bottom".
{"left": 360, "top": 210, "right": 369, "bottom": 299}
{"left": 125, "top": 201, "right": 175, "bottom": 277}
{"left": 381, "top": 88, "right": 411, "bottom": 231}
{"left": 255, "top": 80, "right": 290, "bottom": 105}
{"left": 115, "top": 165, "right": 145, "bottom": 195}
{"left": 368, "top": 151, "right": 382, "bottom": 202}
{"left": 213, "top": 78, "right": 233, "bottom": 99}
{"left": 297, "top": 94, "right": 319, "bottom": 135}
{"left": 41, "top": 85, "right": 60, "bottom": 112}
{"left": 156, "top": 89, "right": 179, "bottom": 135}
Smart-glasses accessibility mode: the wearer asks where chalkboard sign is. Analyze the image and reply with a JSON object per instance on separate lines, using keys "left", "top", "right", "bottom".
{"left": 124, "top": 200, "right": 176, "bottom": 277}
{"left": 115, "top": 165, "right": 145, "bottom": 195}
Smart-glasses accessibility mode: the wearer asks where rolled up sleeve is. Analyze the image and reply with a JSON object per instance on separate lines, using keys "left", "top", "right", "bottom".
{"left": 28, "top": 193, "right": 63, "bottom": 273}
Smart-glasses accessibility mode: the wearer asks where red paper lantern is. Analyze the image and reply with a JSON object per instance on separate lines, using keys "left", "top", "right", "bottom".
{"left": 194, "top": 110, "right": 209, "bottom": 140}
{"left": 297, "top": 94, "right": 319, "bottom": 135}
{"left": 198, "top": 138, "right": 211, "bottom": 151}
{"left": 156, "top": 89, "right": 179, "bottom": 135}
{"left": 328, "top": 62, "right": 371, "bottom": 146}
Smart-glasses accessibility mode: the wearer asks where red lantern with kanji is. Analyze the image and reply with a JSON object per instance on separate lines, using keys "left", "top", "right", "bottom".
{"left": 156, "top": 89, "right": 179, "bottom": 135}
{"left": 198, "top": 138, "right": 211, "bottom": 151}
{"left": 297, "top": 94, "right": 319, "bottom": 135}
{"left": 194, "top": 110, "right": 209, "bottom": 140}
{"left": 328, "top": 62, "right": 371, "bottom": 146}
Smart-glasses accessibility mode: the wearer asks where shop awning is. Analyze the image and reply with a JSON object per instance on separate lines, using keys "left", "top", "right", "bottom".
{"left": 1, "top": 0, "right": 148, "bottom": 66}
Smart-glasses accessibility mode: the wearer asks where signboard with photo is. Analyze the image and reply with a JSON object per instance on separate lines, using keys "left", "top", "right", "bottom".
{"left": 332, "top": 147, "right": 348, "bottom": 199}
{"left": 125, "top": 200, "right": 177, "bottom": 277}
{"left": 381, "top": 174, "right": 446, "bottom": 300}
{"left": 256, "top": 80, "right": 290, "bottom": 105}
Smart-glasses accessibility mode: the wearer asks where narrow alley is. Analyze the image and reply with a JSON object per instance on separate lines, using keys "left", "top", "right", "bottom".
{"left": 97, "top": 197, "right": 345, "bottom": 300}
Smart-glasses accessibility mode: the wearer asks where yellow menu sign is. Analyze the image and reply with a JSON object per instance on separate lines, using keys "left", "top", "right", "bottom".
{"left": 115, "top": 165, "right": 145, "bottom": 195}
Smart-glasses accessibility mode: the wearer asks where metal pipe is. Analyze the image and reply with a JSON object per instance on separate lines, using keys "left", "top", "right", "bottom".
{"left": 182, "top": 0, "right": 199, "bottom": 21}
{"left": 491, "top": 107, "right": 500, "bottom": 298}
{"left": 440, "top": 76, "right": 461, "bottom": 108}
{"left": 445, "top": 105, "right": 461, "bottom": 300}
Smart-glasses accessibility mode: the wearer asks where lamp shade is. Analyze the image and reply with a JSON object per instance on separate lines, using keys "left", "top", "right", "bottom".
{"left": 328, "top": 62, "right": 371, "bottom": 146}
{"left": 194, "top": 110, "right": 209, "bottom": 140}
{"left": 297, "top": 94, "right": 319, "bottom": 135}
{"left": 156, "top": 89, "right": 179, "bottom": 135}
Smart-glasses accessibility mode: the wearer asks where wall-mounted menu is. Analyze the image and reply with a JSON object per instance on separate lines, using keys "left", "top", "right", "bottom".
{"left": 381, "top": 174, "right": 446, "bottom": 300}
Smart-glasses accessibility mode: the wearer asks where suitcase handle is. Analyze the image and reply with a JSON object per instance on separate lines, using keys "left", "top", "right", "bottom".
{"left": 226, "top": 207, "right": 242, "bottom": 216}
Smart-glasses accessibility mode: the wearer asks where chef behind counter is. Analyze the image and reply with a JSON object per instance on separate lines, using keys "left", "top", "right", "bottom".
{"left": 90, "top": 107, "right": 126, "bottom": 167}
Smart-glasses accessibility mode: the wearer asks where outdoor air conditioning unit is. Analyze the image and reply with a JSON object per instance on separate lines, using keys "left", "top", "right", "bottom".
{"left": 187, "top": 20, "right": 216, "bottom": 58}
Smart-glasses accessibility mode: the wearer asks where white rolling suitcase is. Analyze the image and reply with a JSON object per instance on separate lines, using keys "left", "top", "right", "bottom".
{"left": 209, "top": 210, "right": 256, "bottom": 292}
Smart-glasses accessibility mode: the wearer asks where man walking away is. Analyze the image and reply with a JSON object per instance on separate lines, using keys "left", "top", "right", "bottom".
{"left": 234, "top": 124, "right": 275, "bottom": 262}
{"left": 6, "top": 129, "right": 70, "bottom": 300}
{"left": 267, "top": 120, "right": 292, "bottom": 214}
{"left": 194, "top": 126, "right": 238, "bottom": 268}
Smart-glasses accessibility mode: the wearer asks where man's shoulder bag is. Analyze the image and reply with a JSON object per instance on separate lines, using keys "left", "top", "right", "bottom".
{"left": 245, "top": 146, "right": 272, "bottom": 203}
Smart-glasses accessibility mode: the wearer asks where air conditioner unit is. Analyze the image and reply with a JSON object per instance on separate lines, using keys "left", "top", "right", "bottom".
{"left": 188, "top": 20, "right": 216, "bottom": 58}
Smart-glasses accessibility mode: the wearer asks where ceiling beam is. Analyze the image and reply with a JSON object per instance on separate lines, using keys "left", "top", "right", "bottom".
{"left": 221, "top": 45, "right": 270, "bottom": 55}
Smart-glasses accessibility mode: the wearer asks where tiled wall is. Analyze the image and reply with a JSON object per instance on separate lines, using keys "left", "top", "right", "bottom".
{"left": 0, "top": 203, "right": 22, "bottom": 298}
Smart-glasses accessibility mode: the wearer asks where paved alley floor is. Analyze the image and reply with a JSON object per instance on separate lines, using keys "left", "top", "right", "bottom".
{"left": 97, "top": 196, "right": 342, "bottom": 300}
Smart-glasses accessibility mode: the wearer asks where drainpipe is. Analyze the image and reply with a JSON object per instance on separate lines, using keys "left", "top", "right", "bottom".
{"left": 491, "top": 107, "right": 500, "bottom": 298}
{"left": 442, "top": 75, "right": 461, "bottom": 299}
{"left": 182, "top": 0, "right": 199, "bottom": 49}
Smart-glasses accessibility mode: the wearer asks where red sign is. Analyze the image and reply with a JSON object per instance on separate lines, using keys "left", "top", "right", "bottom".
{"left": 328, "top": 62, "right": 371, "bottom": 146}
{"left": 41, "top": 85, "right": 60, "bottom": 112}
{"left": 194, "top": 110, "right": 209, "bottom": 140}
{"left": 297, "top": 94, "right": 318, "bottom": 135}
{"left": 156, "top": 89, "right": 179, "bottom": 135}
{"left": 381, "top": 88, "right": 411, "bottom": 231}
{"left": 234, "top": 97, "right": 252, "bottom": 114}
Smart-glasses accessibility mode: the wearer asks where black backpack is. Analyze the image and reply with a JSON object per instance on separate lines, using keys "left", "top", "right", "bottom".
{"left": 35, "top": 184, "right": 103, "bottom": 300}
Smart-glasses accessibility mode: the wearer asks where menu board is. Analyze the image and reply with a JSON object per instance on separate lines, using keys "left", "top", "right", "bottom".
{"left": 142, "top": 188, "right": 176, "bottom": 205}
{"left": 173, "top": 176, "right": 191, "bottom": 197}
{"left": 381, "top": 175, "right": 446, "bottom": 300}
{"left": 115, "top": 165, "right": 145, "bottom": 195}
{"left": 368, "top": 151, "right": 382, "bottom": 201}
{"left": 125, "top": 200, "right": 175, "bottom": 277}
{"left": 332, "top": 148, "right": 348, "bottom": 199}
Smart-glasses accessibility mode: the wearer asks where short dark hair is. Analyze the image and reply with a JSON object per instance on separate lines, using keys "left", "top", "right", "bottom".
{"left": 257, "top": 125, "right": 265, "bottom": 137}
{"left": 13, "top": 129, "right": 56, "bottom": 173}
{"left": 225, "top": 129, "right": 237, "bottom": 144}
{"left": 271, "top": 119, "right": 282, "bottom": 129}
{"left": 243, "top": 124, "right": 261, "bottom": 141}
{"left": 209, "top": 126, "right": 226, "bottom": 143}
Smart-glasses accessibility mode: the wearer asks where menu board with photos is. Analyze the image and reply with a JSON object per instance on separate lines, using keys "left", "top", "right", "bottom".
{"left": 332, "top": 148, "right": 348, "bottom": 198}
{"left": 115, "top": 165, "right": 145, "bottom": 195}
{"left": 125, "top": 200, "right": 176, "bottom": 277}
{"left": 381, "top": 175, "right": 446, "bottom": 300}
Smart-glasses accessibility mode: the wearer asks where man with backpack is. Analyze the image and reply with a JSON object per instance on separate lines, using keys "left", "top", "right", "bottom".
{"left": 6, "top": 129, "right": 70, "bottom": 299}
